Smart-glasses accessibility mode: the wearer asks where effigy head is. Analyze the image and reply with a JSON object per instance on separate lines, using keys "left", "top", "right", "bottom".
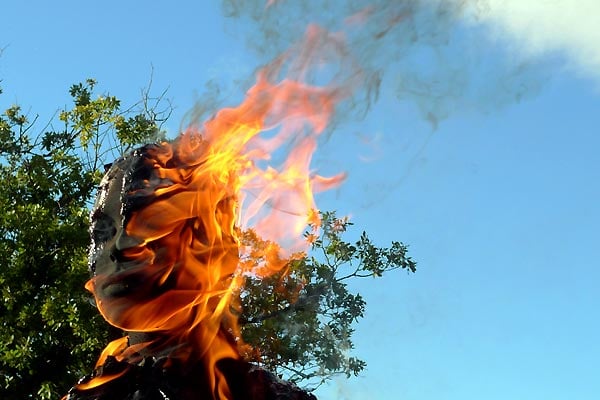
{"left": 86, "top": 142, "right": 240, "bottom": 333}
{"left": 89, "top": 149, "right": 153, "bottom": 294}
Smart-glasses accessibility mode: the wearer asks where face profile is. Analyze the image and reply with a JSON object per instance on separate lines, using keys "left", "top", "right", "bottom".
{"left": 89, "top": 156, "right": 144, "bottom": 299}
{"left": 85, "top": 143, "right": 240, "bottom": 334}
{"left": 86, "top": 149, "right": 172, "bottom": 329}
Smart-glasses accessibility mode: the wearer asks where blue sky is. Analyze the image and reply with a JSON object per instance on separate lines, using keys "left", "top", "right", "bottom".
{"left": 2, "top": 1, "right": 599, "bottom": 399}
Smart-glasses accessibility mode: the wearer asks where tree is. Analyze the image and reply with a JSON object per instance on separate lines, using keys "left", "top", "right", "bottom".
{"left": 239, "top": 212, "right": 416, "bottom": 389}
{"left": 0, "top": 80, "right": 415, "bottom": 399}
{"left": 0, "top": 79, "right": 169, "bottom": 399}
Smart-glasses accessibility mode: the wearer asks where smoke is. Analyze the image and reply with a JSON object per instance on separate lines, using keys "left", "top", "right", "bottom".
{"left": 219, "top": 0, "right": 550, "bottom": 128}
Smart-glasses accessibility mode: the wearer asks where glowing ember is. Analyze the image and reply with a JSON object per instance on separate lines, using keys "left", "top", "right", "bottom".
{"left": 68, "top": 25, "right": 354, "bottom": 400}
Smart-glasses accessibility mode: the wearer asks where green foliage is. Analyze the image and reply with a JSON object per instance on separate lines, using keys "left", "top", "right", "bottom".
{"left": 239, "top": 211, "right": 416, "bottom": 389}
{"left": 0, "top": 79, "right": 415, "bottom": 398}
{"left": 0, "top": 80, "right": 168, "bottom": 399}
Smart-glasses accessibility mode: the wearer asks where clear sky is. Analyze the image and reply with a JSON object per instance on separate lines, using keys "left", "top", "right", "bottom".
{"left": 2, "top": 1, "right": 599, "bottom": 399}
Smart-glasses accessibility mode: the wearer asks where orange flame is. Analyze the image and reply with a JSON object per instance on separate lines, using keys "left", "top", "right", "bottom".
{"left": 82, "top": 25, "right": 355, "bottom": 399}
{"left": 94, "top": 336, "right": 128, "bottom": 368}
{"left": 75, "top": 369, "right": 130, "bottom": 391}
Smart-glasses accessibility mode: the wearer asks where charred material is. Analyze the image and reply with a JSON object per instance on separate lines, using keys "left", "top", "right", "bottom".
{"left": 66, "top": 356, "right": 316, "bottom": 400}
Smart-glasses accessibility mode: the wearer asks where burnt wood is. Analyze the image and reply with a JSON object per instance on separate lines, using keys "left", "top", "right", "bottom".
{"left": 65, "top": 356, "right": 317, "bottom": 400}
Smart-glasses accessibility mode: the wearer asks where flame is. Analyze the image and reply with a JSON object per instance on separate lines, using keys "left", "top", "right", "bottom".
{"left": 94, "top": 336, "right": 128, "bottom": 368}
{"left": 80, "top": 25, "right": 355, "bottom": 399}
{"left": 74, "top": 369, "right": 129, "bottom": 391}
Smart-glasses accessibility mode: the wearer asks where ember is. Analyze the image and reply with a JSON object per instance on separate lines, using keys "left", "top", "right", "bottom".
{"left": 64, "top": 26, "right": 351, "bottom": 400}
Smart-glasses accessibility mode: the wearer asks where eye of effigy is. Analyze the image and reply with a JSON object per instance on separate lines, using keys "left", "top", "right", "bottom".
{"left": 91, "top": 211, "right": 116, "bottom": 244}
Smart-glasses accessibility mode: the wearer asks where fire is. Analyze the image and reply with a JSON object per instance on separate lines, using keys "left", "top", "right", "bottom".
{"left": 75, "top": 369, "right": 129, "bottom": 391}
{"left": 94, "top": 336, "right": 128, "bottom": 368}
{"left": 74, "top": 25, "right": 353, "bottom": 399}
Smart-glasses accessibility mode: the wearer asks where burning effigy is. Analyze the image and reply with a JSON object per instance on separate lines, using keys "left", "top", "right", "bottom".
{"left": 63, "top": 27, "right": 351, "bottom": 400}
{"left": 63, "top": 144, "right": 316, "bottom": 399}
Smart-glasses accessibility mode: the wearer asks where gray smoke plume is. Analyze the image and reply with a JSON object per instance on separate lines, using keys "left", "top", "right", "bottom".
{"left": 219, "top": 0, "right": 549, "bottom": 128}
